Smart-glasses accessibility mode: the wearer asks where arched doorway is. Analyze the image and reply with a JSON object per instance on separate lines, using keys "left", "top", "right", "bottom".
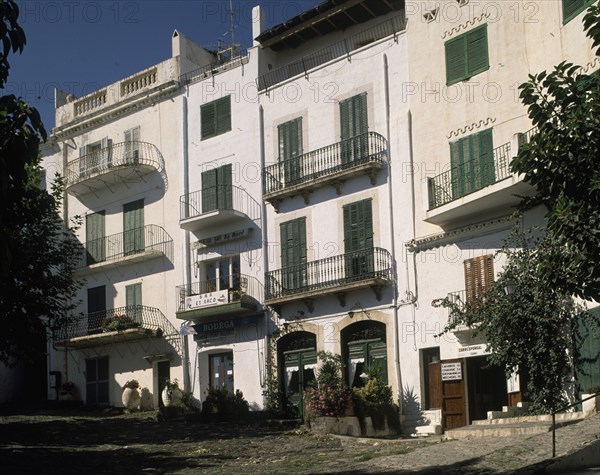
{"left": 277, "top": 331, "right": 317, "bottom": 417}
{"left": 342, "top": 320, "right": 387, "bottom": 388}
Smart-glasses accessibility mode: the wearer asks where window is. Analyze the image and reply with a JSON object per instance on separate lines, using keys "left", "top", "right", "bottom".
{"left": 201, "top": 164, "right": 232, "bottom": 213}
{"left": 563, "top": 0, "right": 596, "bottom": 24}
{"left": 210, "top": 352, "right": 234, "bottom": 393}
{"left": 201, "top": 96, "right": 231, "bottom": 139}
{"left": 205, "top": 255, "right": 241, "bottom": 294}
{"left": 278, "top": 117, "right": 303, "bottom": 184}
{"left": 124, "top": 126, "right": 140, "bottom": 163}
{"left": 125, "top": 283, "right": 142, "bottom": 321}
{"left": 449, "top": 128, "right": 495, "bottom": 199}
{"left": 340, "top": 93, "right": 368, "bottom": 164}
{"left": 86, "top": 211, "right": 105, "bottom": 265}
{"left": 280, "top": 217, "right": 307, "bottom": 290}
{"left": 79, "top": 137, "right": 110, "bottom": 176}
{"left": 464, "top": 255, "right": 494, "bottom": 304}
{"left": 445, "top": 24, "right": 489, "bottom": 85}
{"left": 123, "top": 199, "right": 144, "bottom": 255}
{"left": 343, "top": 199, "right": 374, "bottom": 278}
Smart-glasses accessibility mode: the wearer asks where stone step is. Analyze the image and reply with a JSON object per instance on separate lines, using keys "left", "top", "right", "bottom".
{"left": 472, "top": 412, "right": 585, "bottom": 425}
{"left": 445, "top": 418, "right": 583, "bottom": 440}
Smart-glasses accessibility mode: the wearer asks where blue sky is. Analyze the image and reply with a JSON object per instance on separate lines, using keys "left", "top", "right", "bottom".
{"left": 7, "top": 1, "right": 321, "bottom": 130}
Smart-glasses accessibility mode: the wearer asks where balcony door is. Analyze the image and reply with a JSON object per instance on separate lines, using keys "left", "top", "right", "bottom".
{"left": 340, "top": 92, "right": 368, "bottom": 165}
{"left": 86, "top": 357, "right": 109, "bottom": 405}
{"left": 87, "top": 285, "right": 106, "bottom": 335}
{"left": 86, "top": 211, "right": 105, "bottom": 265}
{"left": 125, "top": 283, "right": 142, "bottom": 323}
{"left": 201, "top": 164, "right": 232, "bottom": 213}
{"left": 206, "top": 255, "right": 240, "bottom": 296}
{"left": 123, "top": 199, "right": 144, "bottom": 256}
{"left": 280, "top": 218, "right": 307, "bottom": 292}
{"left": 278, "top": 117, "right": 303, "bottom": 185}
{"left": 343, "top": 199, "right": 374, "bottom": 280}
{"left": 449, "top": 128, "right": 495, "bottom": 199}
{"left": 124, "top": 126, "right": 140, "bottom": 164}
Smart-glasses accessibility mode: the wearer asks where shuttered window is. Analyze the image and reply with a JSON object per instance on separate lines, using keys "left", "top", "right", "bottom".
{"left": 201, "top": 164, "right": 232, "bottom": 213}
{"left": 123, "top": 199, "right": 144, "bottom": 255}
{"left": 563, "top": 0, "right": 596, "bottom": 24}
{"left": 464, "top": 255, "right": 494, "bottom": 304}
{"left": 280, "top": 217, "right": 307, "bottom": 290}
{"left": 343, "top": 199, "right": 374, "bottom": 278}
{"left": 340, "top": 93, "right": 369, "bottom": 164}
{"left": 201, "top": 96, "right": 231, "bottom": 139}
{"left": 124, "top": 126, "right": 140, "bottom": 162}
{"left": 445, "top": 24, "right": 489, "bottom": 85}
{"left": 278, "top": 118, "right": 303, "bottom": 184}
{"left": 125, "top": 283, "right": 142, "bottom": 321}
{"left": 86, "top": 211, "right": 105, "bottom": 265}
{"left": 449, "top": 128, "right": 495, "bottom": 199}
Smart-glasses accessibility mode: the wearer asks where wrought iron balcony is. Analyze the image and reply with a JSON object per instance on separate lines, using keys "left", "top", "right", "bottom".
{"left": 265, "top": 247, "right": 393, "bottom": 310}
{"left": 76, "top": 224, "right": 173, "bottom": 272}
{"left": 428, "top": 142, "right": 512, "bottom": 210}
{"left": 517, "top": 126, "right": 538, "bottom": 150}
{"left": 176, "top": 274, "right": 262, "bottom": 321}
{"left": 263, "top": 132, "right": 387, "bottom": 209}
{"left": 55, "top": 305, "right": 181, "bottom": 349}
{"left": 179, "top": 185, "right": 261, "bottom": 232}
{"left": 65, "top": 141, "right": 166, "bottom": 195}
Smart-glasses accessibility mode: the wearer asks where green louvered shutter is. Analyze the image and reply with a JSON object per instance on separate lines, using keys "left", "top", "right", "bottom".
{"left": 123, "top": 199, "right": 144, "bottom": 255}
{"left": 216, "top": 96, "right": 231, "bottom": 135}
{"left": 201, "top": 168, "right": 217, "bottom": 212}
{"left": 218, "top": 164, "right": 233, "bottom": 210}
{"left": 344, "top": 199, "right": 374, "bottom": 279}
{"left": 280, "top": 218, "right": 307, "bottom": 291}
{"left": 450, "top": 140, "right": 463, "bottom": 200}
{"left": 369, "top": 341, "right": 388, "bottom": 384}
{"left": 467, "top": 25, "right": 489, "bottom": 78}
{"left": 478, "top": 128, "right": 495, "bottom": 187}
{"left": 201, "top": 102, "right": 216, "bottom": 139}
{"left": 574, "top": 308, "right": 600, "bottom": 391}
{"left": 446, "top": 35, "right": 467, "bottom": 85}
{"left": 340, "top": 93, "right": 368, "bottom": 164}
{"left": 86, "top": 211, "right": 105, "bottom": 265}
{"left": 563, "top": 0, "right": 585, "bottom": 23}
{"left": 279, "top": 118, "right": 303, "bottom": 183}
{"left": 125, "top": 283, "right": 142, "bottom": 322}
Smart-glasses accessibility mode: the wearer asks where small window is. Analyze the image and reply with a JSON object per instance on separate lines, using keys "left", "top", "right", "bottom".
{"left": 445, "top": 24, "right": 489, "bottom": 86}
{"left": 201, "top": 96, "right": 231, "bottom": 140}
{"left": 563, "top": 0, "right": 596, "bottom": 25}
{"left": 464, "top": 255, "right": 494, "bottom": 304}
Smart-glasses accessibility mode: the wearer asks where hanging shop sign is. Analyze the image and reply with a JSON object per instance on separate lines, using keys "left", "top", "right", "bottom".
{"left": 193, "top": 228, "right": 250, "bottom": 248}
{"left": 185, "top": 290, "right": 228, "bottom": 310}
{"left": 457, "top": 344, "right": 489, "bottom": 357}
{"left": 441, "top": 362, "right": 463, "bottom": 381}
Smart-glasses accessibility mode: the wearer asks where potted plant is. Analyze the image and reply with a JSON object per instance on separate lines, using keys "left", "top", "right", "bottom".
{"left": 161, "top": 379, "right": 182, "bottom": 407}
{"left": 582, "top": 385, "right": 600, "bottom": 414}
{"left": 59, "top": 381, "right": 76, "bottom": 401}
{"left": 122, "top": 379, "right": 141, "bottom": 412}
{"left": 102, "top": 314, "right": 139, "bottom": 332}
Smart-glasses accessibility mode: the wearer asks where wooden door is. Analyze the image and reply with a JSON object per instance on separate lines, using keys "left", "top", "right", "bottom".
{"left": 428, "top": 361, "right": 442, "bottom": 409}
{"left": 441, "top": 359, "right": 466, "bottom": 430}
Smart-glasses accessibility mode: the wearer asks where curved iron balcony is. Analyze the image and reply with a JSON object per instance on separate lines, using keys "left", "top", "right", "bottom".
{"left": 76, "top": 224, "right": 173, "bottom": 272}
{"left": 176, "top": 273, "right": 263, "bottom": 322}
{"left": 179, "top": 185, "right": 261, "bottom": 232}
{"left": 56, "top": 305, "right": 181, "bottom": 349}
{"left": 263, "top": 132, "right": 387, "bottom": 209}
{"left": 265, "top": 247, "right": 393, "bottom": 309}
{"left": 65, "top": 141, "right": 165, "bottom": 194}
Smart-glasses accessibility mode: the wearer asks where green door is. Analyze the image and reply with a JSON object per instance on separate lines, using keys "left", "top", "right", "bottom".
{"left": 278, "top": 118, "right": 303, "bottom": 184}
{"left": 201, "top": 164, "right": 232, "bottom": 213}
{"left": 340, "top": 93, "right": 368, "bottom": 165}
{"left": 280, "top": 218, "right": 307, "bottom": 291}
{"left": 125, "top": 283, "right": 142, "bottom": 324}
{"left": 574, "top": 308, "right": 600, "bottom": 392}
{"left": 86, "top": 211, "right": 105, "bottom": 265}
{"left": 123, "top": 199, "right": 144, "bottom": 255}
{"left": 86, "top": 356, "right": 109, "bottom": 405}
{"left": 284, "top": 348, "right": 317, "bottom": 418}
{"left": 343, "top": 199, "right": 374, "bottom": 279}
{"left": 348, "top": 340, "right": 388, "bottom": 388}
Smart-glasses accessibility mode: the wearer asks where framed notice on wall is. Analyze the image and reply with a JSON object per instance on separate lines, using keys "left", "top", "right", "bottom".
{"left": 441, "top": 362, "right": 462, "bottom": 381}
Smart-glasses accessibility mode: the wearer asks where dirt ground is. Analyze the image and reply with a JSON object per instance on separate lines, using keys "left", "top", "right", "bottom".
{"left": 0, "top": 406, "right": 437, "bottom": 475}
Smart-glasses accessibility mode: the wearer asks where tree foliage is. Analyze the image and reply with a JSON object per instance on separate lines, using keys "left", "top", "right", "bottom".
{"left": 0, "top": 0, "right": 81, "bottom": 366}
{"left": 512, "top": 4, "right": 600, "bottom": 302}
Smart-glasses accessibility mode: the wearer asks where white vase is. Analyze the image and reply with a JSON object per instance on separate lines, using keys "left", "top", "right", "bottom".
{"left": 122, "top": 387, "right": 141, "bottom": 411}
{"left": 162, "top": 387, "right": 182, "bottom": 407}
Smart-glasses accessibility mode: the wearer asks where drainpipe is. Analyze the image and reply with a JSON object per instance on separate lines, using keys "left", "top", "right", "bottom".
{"left": 62, "top": 141, "right": 70, "bottom": 383}
{"left": 383, "top": 54, "right": 403, "bottom": 415}
{"left": 181, "top": 93, "right": 191, "bottom": 392}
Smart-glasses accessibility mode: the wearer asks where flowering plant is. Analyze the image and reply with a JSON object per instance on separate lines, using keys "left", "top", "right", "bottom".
{"left": 123, "top": 379, "right": 140, "bottom": 390}
{"left": 304, "top": 351, "right": 351, "bottom": 418}
{"left": 102, "top": 314, "right": 139, "bottom": 332}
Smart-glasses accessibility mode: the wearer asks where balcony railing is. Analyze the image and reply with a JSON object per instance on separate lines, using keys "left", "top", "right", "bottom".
{"left": 518, "top": 126, "right": 538, "bottom": 150}
{"left": 77, "top": 224, "right": 173, "bottom": 269}
{"left": 257, "top": 16, "right": 405, "bottom": 90}
{"left": 58, "top": 305, "right": 172, "bottom": 341}
{"left": 446, "top": 290, "right": 466, "bottom": 326}
{"left": 428, "top": 142, "right": 512, "bottom": 210}
{"left": 264, "top": 132, "right": 387, "bottom": 199}
{"left": 65, "top": 141, "right": 165, "bottom": 189}
{"left": 180, "top": 185, "right": 261, "bottom": 223}
{"left": 176, "top": 274, "right": 262, "bottom": 313}
{"left": 265, "top": 247, "right": 393, "bottom": 302}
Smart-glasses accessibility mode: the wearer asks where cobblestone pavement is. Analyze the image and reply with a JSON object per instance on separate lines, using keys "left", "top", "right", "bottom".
{"left": 0, "top": 407, "right": 598, "bottom": 474}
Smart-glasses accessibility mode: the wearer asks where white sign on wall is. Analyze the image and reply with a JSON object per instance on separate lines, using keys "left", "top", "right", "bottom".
{"left": 441, "top": 362, "right": 463, "bottom": 381}
{"left": 507, "top": 371, "right": 520, "bottom": 394}
{"left": 186, "top": 290, "right": 228, "bottom": 310}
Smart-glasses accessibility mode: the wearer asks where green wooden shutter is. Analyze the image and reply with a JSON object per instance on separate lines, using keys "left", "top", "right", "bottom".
{"left": 86, "top": 211, "right": 105, "bottom": 264}
{"left": 340, "top": 93, "right": 368, "bottom": 163}
{"left": 279, "top": 118, "right": 303, "bottom": 183}
{"left": 466, "top": 25, "right": 489, "bottom": 78}
{"left": 344, "top": 199, "right": 374, "bottom": 278}
{"left": 201, "top": 168, "right": 217, "bottom": 212}
{"left": 280, "top": 218, "right": 307, "bottom": 290}
{"left": 369, "top": 341, "right": 388, "bottom": 384}
{"left": 574, "top": 308, "right": 600, "bottom": 391}
{"left": 201, "top": 102, "right": 216, "bottom": 139}
{"left": 125, "top": 283, "right": 142, "bottom": 322}
{"left": 478, "top": 128, "right": 495, "bottom": 186}
{"left": 445, "top": 35, "right": 467, "bottom": 85}
{"left": 450, "top": 140, "right": 463, "bottom": 200}
{"left": 216, "top": 96, "right": 231, "bottom": 135}
{"left": 563, "top": 0, "right": 585, "bottom": 23}
{"left": 218, "top": 164, "right": 233, "bottom": 210}
{"left": 123, "top": 199, "right": 144, "bottom": 255}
